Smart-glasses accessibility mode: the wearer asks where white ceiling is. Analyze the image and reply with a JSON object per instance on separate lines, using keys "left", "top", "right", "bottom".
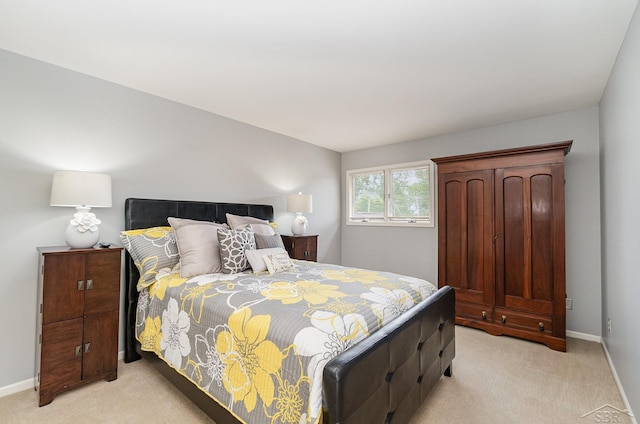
{"left": 0, "top": 1, "right": 637, "bottom": 153}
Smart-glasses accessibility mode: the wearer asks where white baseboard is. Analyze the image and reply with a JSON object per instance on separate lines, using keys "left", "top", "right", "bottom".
{"left": 602, "top": 340, "right": 637, "bottom": 424}
{"left": 568, "top": 330, "right": 636, "bottom": 423}
{"left": 566, "top": 329, "right": 602, "bottom": 343}
{"left": 557, "top": 330, "right": 635, "bottom": 423}
{"left": 0, "top": 377, "right": 34, "bottom": 398}
{"left": 0, "top": 350, "right": 126, "bottom": 399}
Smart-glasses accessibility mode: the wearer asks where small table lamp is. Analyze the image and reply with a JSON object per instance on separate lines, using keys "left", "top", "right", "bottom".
{"left": 287, "top": 192, "right": 312, "bottom": 235}
{"left": 50, "top": 170, "right": 112, "bottom": 248}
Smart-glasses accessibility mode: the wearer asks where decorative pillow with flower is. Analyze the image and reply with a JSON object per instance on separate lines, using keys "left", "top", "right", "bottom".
{"left": 120, "top": 226, "right": 179, "bottom": 290}
{"left": 263, "top": 251, "right": 295, "bottom": 274}
{"left": 217, "top": 227, "right": 256, "bottom": 273}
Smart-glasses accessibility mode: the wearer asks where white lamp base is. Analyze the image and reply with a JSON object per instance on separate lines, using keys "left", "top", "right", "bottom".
{"left": 65, "top": 225, "right": 100, "bottom": 248}
{"left": 64, "top": 206, "right": 101, "bottom": 248}
{"left": 291, "top": 213, "right": 307, "bottom": 235}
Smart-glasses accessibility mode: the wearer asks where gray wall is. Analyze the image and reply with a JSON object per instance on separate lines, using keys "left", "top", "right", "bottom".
{"left": 342, "top": 107, "right": 602, "bottom": 337}
{"left": 0, "top": 49, "right": 341, "bottom": 389}
{"left": 600, "top": 4, "right": 640, "bottom": 417}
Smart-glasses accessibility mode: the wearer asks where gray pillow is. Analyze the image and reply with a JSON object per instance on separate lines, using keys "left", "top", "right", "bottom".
{"left": 226, "top": 213, "right": 276, "bottom": 235}
{"left": 255, "top": 233, "right": 286, "bottom": 249}
{"left": 217, "top": 227, "right": 256, "bottom": 274}
{"left": 168, "top": 217, "right": 227, "bottom": 277}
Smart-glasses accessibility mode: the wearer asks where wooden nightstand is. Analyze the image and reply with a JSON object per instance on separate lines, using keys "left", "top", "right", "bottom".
{"left": 35, "top": 246, "right": 122, "bottom": 406}
{"left": 281, "top": 235, "right": 318, "bottom": 261}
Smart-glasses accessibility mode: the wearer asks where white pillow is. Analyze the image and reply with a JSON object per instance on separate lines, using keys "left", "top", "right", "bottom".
{"left": 263, "top": 251, "right": 294, "bottom": 275}
{"left": 246, "top": 248, "right": 286, "bottom": 272}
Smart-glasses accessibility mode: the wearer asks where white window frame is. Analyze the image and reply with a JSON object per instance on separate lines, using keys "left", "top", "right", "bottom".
{"left": 346, "top": 160, "right": 435, "bottom": 227}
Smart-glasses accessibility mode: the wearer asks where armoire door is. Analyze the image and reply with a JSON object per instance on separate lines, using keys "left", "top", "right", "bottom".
{"left": 438, "top": 169, "right": 495, "bottom": 314}
{"left": 494, "top": 163, "right": 566, "bottom": 338}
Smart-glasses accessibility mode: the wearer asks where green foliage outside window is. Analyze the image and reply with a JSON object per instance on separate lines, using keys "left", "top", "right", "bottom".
{"left": 353, "top": 172, "right": 384, "bottom": 216}
{"left": 390, "top": 167, "right": 429, "bottom": 218}
{"left": 347, "top": 160, "right": 433, "bottom": 226}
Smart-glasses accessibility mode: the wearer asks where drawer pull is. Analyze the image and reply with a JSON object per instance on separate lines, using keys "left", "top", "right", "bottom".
{"left": 539, "top": 322, "right": 545, "bottom": 331}
{"left": 84, "top": 342, "right": 91, "bottom": 353}
{"left": 86, "top": 279, "right": 93, "bottom": 290}
{"left": 501, "top": 315, "right": 507, "bottom": 324}
{"left": 75, "top": 345, "right": 82, "bottom": 356}
{"left": 481, "top": 311, "right": 487, "bottom": 320}
{"left": 77, "top": 280, "right": 85, "bottom": 291}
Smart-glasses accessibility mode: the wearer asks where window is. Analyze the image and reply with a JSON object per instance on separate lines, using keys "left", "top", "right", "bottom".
{"left": 346, "top": 160, "right": 434, "bottom": 227}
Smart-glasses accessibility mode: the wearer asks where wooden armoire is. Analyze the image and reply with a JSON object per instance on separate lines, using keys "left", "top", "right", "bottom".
{"left": 432, "top": 141, "right": 571, "bottom": 351}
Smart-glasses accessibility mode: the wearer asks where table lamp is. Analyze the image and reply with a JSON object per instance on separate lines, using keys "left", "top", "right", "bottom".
{"left": 50, "top": 170, "right": 112, "bottom": 248}
{"left": 287, "top": 192, "right": 312, "bottom": 235}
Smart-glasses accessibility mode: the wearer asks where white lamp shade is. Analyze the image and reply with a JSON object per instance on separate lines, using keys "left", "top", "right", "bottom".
{"left": 287, "top": 192, "right": 312, "bottom": 213}
{"left": 50, "top": 170, "right": 112, "bottom": 207}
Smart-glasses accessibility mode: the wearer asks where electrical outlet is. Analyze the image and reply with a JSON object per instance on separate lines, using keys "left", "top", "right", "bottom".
{"left": 565, "top": 298, "right": 573, "bottom": 310}
{"left": 608, "top": 318, "right": 612, "bottom": 333}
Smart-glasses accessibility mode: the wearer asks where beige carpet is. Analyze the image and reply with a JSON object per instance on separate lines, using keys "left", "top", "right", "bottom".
{"left": 408, "top": 326, "right": 633, "bottom": 424}
{"left": 1, "top": 326, "right": 633, "bottom": 424}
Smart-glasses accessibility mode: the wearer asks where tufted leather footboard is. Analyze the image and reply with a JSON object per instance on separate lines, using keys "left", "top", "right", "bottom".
{"left": 322, "top": 286, "right": 455, "bottom": 424}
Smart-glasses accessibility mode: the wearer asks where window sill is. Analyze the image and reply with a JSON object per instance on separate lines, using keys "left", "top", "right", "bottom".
{"left": 346, "top": 220, "right": 434, "bottom": 228}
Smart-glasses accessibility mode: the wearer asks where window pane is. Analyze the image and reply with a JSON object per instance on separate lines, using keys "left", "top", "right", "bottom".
{"left": 390, "top": 167, "right": 430, "bottom": 218}
{"left": 352, "top": 171, "right": 384, "bottom": 218}
{"left": 346, "top": 161, "right": 433, "bottom": 227}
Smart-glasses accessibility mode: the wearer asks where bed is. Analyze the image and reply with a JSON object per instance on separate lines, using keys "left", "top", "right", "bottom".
{"left": 123, "top": 197, "right": 455, "bottom": 424}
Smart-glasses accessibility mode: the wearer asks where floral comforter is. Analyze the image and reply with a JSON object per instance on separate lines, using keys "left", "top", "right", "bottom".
{"left": 136, "top": 260, "right": 437, "bottom": 424}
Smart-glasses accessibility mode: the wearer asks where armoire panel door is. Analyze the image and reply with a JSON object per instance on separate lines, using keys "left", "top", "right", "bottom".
{"left": 495, "top": 164, "right": 560, "bottom": 316}
{"left": 438, "top": 169, "right": 494, "bottom": 305}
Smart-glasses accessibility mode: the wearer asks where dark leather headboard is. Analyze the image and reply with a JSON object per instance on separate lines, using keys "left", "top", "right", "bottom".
{"left": 125, "top": 197, "right": 274, "bottom": 230}
{"left": 123, "top": 198, "right": 274, "bottom": 362}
